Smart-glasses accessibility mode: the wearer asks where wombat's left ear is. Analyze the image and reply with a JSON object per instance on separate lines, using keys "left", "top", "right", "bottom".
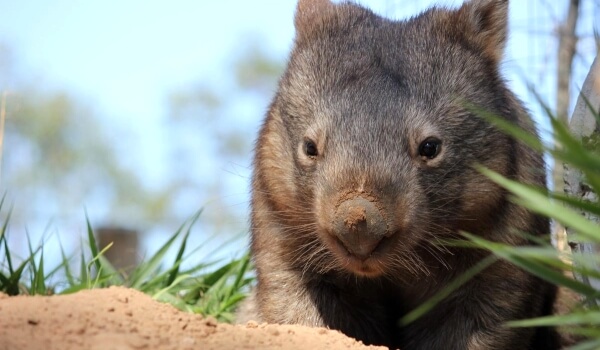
{"left": 456, "top": 0, "right": 509, "bottom": 65}
{"left": 294, "top": 0, "right": 335, "bottom": 42}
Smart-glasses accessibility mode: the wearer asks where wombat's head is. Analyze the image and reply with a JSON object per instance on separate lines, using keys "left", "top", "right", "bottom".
{"left": 255, "top": 0, "right": 520, "bottom": 278}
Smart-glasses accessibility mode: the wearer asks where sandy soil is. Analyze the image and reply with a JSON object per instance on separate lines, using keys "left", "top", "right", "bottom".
{"left": 0, "top": 287, "right": 385, "bottom": 350}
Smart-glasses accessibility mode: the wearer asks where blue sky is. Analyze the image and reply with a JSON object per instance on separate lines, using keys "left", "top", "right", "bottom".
{"left": 0, "top": 1, "right": 296, "bottom": 185}
{"left": 1, "top": 0, "right": 561, "bottom": 135}
{"left": 2, "top": 0, "right": 585, "bottom": 153}
{"left": 0, "top": 0, "right": 596, "bottom": 264}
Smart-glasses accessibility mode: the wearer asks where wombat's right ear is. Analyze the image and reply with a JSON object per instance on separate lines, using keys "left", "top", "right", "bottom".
{"left": 456, "top": 0, "right": 509, "bottom": 65}
{"left": 294, "top": 0, "right": 335, "bottom": 42}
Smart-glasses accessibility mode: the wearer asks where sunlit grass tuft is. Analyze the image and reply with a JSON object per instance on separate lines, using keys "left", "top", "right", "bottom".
{"left": 0, "top": 204, "right": 252, "bottom": 322}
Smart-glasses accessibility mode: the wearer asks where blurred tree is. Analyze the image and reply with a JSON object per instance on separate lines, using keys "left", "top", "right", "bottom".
{"left": 0, "top": 38, "right": 285, "bottom": 246}
{"left": 164, "top": 40, "right": 284, "bottom": 235}
{"left": 553, "top": 0, "right": 580, "bottom": 251}
{"left": 0, "top": 46, "right": 173, "bottom": 230}
{"left": 2, "top": 89, "right": 170, "bottom": 226}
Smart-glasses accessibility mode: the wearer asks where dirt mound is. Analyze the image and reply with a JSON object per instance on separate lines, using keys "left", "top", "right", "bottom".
{"left": 0, "top": 287, "right": 384, "bottom": 350}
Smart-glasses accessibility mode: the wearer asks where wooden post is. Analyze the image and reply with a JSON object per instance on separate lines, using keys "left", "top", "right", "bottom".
{"left": 97, "top": 227, "right": 140, "bottom": 274}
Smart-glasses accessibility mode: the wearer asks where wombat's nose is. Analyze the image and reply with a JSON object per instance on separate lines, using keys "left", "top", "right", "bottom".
{"left": 333, "top": 197, "right": 387, "bottom": 259}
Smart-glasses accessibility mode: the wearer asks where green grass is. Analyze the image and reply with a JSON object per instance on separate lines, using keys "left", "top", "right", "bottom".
{"left": 401, "top": 97, "right": 600, "bottom": 348}
{"left": 474, "top": 105, "right": 600, "bottom": 348}
{"left": 0, "top": 206, "right": 253, "bottom": 323}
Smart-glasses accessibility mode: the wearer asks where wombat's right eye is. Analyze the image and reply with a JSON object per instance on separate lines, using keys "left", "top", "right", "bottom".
{"left": 304, "top": 139, "right": 319, "bottom": 157}
{"left": 419, "top": 138, "right": 441, "bottom": 159}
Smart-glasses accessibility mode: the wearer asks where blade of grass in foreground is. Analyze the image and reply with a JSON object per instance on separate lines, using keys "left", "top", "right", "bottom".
{"left": 152, "top": 274, "right": 192, "bottom": 301}
{"left": 58, "top": 236, "right": 76, "bottom": 287}
{"left": 185, "top": 254, "right": 253, "bottom": 320}
{"left": 128, "top": 217, "right": 193, "bottom": 289}
{"left": 570, "top": 339, "right": 600, "bottom": 350}
{"left": 1, "top": 206, "right": 14, "bottom": 275}
{"left": 25, "top": 231, "right": 45, "bottom": 295}
{"left": 530, "top": 88, "right": 600, "bottom": 194}
{"left": 471, "top": 105, "right": 545, "bottom": 153}
{"left": 548, "top": 118, "right": 600, "bottom": 195}
{"left": 548, "top": 191, "right": 600, "bottom": 217}
{"left": 506, "top": 311, "right": 600, "bottom": 328}
{"left": 78, "top": 238, "right": 88, "bottom": 287}
{"left": 30, "top": 247, "right": 46, "bottom": 295}
{"left": 461, "top": 232, "right": 600, "bottom": 299}
{"left": 85, "top": 212, "right": 102, "bottom": 278}
{"left": 0, "top": 235, "right": 32, "bottom": 296}
{"left": 399, "top": 255, "right": 497, "bottom": 326}
{"left": 479, "top": 167, "right": 600, "bottom": 244}
{"left": 508, "top": 319, "right": 600, "bottom": 350}
{"left": 165, "top": 209, "right": 202, "bottom": 288}
{"left": 59, "top": 237, "right": 101, "bottom": 294}
{"left": 569, "top": 327, "right": 600, "bottom": 339}
{"left": 86, "top": 242, "right": 118, "bottom": 288}
{"left": 440, "top": 237, "right": 584, "bottom": 274}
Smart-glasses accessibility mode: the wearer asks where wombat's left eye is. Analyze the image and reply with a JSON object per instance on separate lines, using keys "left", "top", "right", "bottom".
{"left": 419, "top": 138, "right": 441, "bottom": 159}
{"left": 304, "top": 139, "right": 319, "bottom": 157}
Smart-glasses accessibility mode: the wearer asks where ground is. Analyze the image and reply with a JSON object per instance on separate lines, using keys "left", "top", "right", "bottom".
{"left": 0, "top": 287, "right": 385, "bottom": 350}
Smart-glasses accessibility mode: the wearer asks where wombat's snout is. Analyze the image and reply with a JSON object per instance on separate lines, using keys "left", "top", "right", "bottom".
{"left": 333, "top": 197, "right": 388, "bottom": 259}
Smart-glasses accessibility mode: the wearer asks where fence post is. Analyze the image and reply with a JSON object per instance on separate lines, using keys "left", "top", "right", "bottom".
{"left": 97, "top": 227, "right": 140, "bottom": 274}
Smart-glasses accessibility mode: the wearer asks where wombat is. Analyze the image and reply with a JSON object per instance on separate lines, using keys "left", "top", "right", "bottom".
{"left": 240, "top": 0, "right": 560, "bottom": 349}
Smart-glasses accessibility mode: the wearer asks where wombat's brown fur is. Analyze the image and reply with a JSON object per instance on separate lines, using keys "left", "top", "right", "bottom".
{"left": 240, "top": 0, "right": 560, "bottom": 349}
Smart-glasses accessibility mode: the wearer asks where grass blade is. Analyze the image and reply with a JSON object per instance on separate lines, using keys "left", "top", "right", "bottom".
{"left": 3, "top": 256, "right": 32, "bottom": 296}
{"left": 32, "top": 247, "right": 46, "bottom": 295}
{"left": 548, "top": 192, "right": 600, "bottom": 217}
{"left": 570, "top": 339, "right": 600, "bottom": 350}
{"left": 58, "top": 236, "right": 76, "bottom": 287}
{"left": 165, "top": 209, "right": 203, "bottom": 287}
{"left": 129, "top": 232, "right": 181, "bottom": 289}
{"left": 152, "top": 274, "right": 192, "bottom": 300}
{"left": 399, "top": 255, "right": 497, "bottom": 326}
{"left": 1, "top": 207, "right": 14, "bottom": 275}
{"left": 470, "top": 105, "right": 544, "bottom": 152}
{"left": 461, "top": 232, "right": 600, "bottom": 298}
{"left": 479, "top": 167, "right": 600, "bottom": 244}
{"left": 506, "top": 312, "right": 600, "bottom": 328}
{"left": 79, "top": 238, "right": 89, "bottom": 287}
{"left": 85, "top": 212, "right": 102, "bottom": 277}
